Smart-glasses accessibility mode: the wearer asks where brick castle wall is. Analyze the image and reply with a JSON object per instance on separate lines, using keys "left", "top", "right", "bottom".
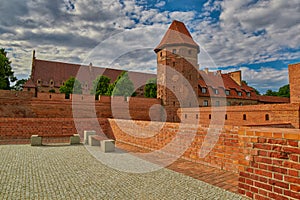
{"left": 179, "top": 103, "right": 300, "bottom": 128}
{"left": 289, "top": 63, "right": 300, "bottom": 104}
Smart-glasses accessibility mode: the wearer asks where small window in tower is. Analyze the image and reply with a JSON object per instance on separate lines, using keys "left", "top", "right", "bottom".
{"left": 243, "top": 114, "right": 247, "bottom": 120}
{"left": 209, "top": 114, "right": 211, "bottom": 119}
{"left": 173, "top": 62, "right": 175, "bottom": 67}
{"left": 185, "top": 114, "right": 187, "bottom": 119}
{"left": 173, "top": 101, "right": 176, "bottom": 106}
{"left": 196, "top": 114, "right": 198, "bottom": 119}
{"left": 203, "top": 100, "right": 208, "bottom": 107}
{"left": 189, "top": 74, "right": 192, "bottom": 80}
{"left": 160, "top": 52, "right": 162, "bottom": 57}
{"left": 37, "top": 79, "right": 41, "bottom": 85}
{"left": 225, "top": 114, "right": 228, "bottom": 120}
{"left": 172, "top": 49, "right": 176, "bottom": 54}
{"left": 265, "top": 114, "right": 269, "bottom": 121}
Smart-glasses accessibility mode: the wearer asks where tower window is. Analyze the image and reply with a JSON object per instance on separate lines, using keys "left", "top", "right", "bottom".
{"left": 243, "top": 114, "right": 247, "bottom": 120}
{"left": 209, "top": 114, "right": 211, "bottom": 119}
{"left": 185, "top": 114, "right": 187, "bottom": 119}
{"left": 160, "top": 52, "right": 162, "bottom": 57}
{"left": 225, "top": 114, "right": 228, "bottom": 120}
{"left": 203, "top": 100, "right": 208, "bottom": 107}
{"left": 265, "top": 114, "right": 269, "bottom": 121}
{"left": 196, "top": 114, "right": 198, "bottom": 119}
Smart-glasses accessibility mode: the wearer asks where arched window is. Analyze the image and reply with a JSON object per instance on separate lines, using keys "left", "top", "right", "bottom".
{"left": 265, "top": 114, "right": 269, "bottom": 121}
{"left": 225, "top": 114, "right": 228, "bottom": 120}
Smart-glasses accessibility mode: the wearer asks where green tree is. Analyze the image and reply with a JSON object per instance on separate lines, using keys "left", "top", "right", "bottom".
{"left": 13, "top": 78, "right": 27, "bottom": 91}
{"left": 59, "top": 76, "right": 82, "bottom": 98}
{"left": 277, "top": 84, "right": 290, "bottom": 98}
{"left": 144, "top": 78, "right": 157, "bottom": 98}
{"left": 91, "top": 75, "right": 111, "bottom": 99}
{"left": 264, "top": 89, "right": 277, "bottom": 96}
{"left": 111, "top": 72, "right": 135, "bottom": 97}
{"left": 0, "top": 48, "right": 17, "bottom": 90}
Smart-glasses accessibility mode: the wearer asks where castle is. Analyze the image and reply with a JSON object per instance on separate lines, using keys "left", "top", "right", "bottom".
{"left": 23, "top": 20, "right": 288, "bottom": 122}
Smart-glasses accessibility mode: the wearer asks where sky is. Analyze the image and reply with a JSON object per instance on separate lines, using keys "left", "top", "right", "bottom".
{"left": 0, "top": 0, "right": 299, "bottom": 94}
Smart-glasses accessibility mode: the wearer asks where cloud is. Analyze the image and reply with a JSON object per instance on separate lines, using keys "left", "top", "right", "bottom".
{"left": 155, "top": 1, "right": 166, "bottom": 8}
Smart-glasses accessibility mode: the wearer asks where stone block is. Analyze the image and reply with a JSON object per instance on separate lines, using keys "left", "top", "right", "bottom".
{"left": 70, "top": 134, "right": 80, "bottom": 145}
{"left": 31, "top": 135, "right": 42, "bottom": 146}
{"left": 84, "top": 130, "right": 96, "bottom": 145}
{"left": 89, "top": 135, "right": 100, "bottom": 146}
{"left": 100, "top": 140, "right": 115, "bottom": 153}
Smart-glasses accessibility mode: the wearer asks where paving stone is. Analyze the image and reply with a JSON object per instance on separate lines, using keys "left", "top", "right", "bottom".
{"left": 0, "top": 145, "right": 249, "bottom": 199}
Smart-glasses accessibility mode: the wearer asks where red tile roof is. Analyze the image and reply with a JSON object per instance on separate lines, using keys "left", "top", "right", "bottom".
{"left": 258, "top": 95, "right": 290, "bottom": 103}
{"left": 154, "top": 20, "right": 199, "bottom": 52}
{"left": 27, "top": 59, "right": 155, "bottom": 90}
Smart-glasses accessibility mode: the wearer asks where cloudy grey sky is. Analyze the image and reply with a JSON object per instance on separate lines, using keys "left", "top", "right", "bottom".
{"left": 1, "top": 0, "right": 299, "bottom": 93}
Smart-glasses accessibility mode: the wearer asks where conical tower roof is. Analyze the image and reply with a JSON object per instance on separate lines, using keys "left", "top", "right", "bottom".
{"left": 154, "top": 20, "right": 199, "bottom": 53}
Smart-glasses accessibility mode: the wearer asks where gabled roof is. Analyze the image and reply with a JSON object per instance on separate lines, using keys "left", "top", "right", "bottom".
{"left": 154, "top": 20, "right": 199, "bottom": 52}
{"left": 258, "top": 95, "right": 290, "bottom": 103}
{"left": 27, "top": 59, "right": 155, "bottom": 89}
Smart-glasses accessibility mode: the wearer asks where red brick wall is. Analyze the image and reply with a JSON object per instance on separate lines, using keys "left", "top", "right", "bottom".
{"left": 179, "top": 103, "right": 300, "bottom": 128}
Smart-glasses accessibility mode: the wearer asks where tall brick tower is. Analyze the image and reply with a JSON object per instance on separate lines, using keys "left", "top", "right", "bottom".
{"left": 154, "top": 20, "right": 200, "bottom": 122}
{"left": 288, "top": 63, "right": 300, "bottom": 103}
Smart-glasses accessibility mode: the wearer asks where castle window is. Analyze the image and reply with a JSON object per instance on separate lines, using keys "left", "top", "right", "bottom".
{"left": 173, "top": 101, "right": 176, "bottom": 106}
{"left": 209, "top": 114, "right": 211, "bottom": 119}
{"left": 50, "top": 80, "right": 54, "bottom": 86}
{"left": 196, "top": 114, "right": 198, "bottom": 119}
{"left": 243, "top": 114, "right": 247, "bottom": 120}
{"left": 172, "top": 49, "right": 176, "bottom": 54}
{"left": 188, "top": 50, "right": 192, "bottom": 55}
{"left": 214, "top": 89, "right": 219, "bottom": 95}
{"left": 203, "top": 100, "right": 208, "bottom": 107}
{"left": 160, "top": 52, "right": 162, "bottom": 57}
{"left": 239, "top": 102, "right": 243, "bottom": 106}
{"left": 237, "top": 91, "right": 242, "bottom": 96}
{"left": 225, "top": 114, "right": 228, "bottom": 120}
{"left": 37, "top": 79, "right": 41, "bottom": 85}
{"left": 172, "top": 62, "right": 175, "bottom": 67}
{"left": 215, "top": 101, "right": 220, "bottom": 107}
{"left": 265, "top": 114, "right": 269, "bottom": 121}
{"left": 201, "top": 88, "right": 207, "bottom": 94}
{"left": 227, "top": 101, "right": 231, "bottom": 106}
{"left": 225, "top": 90, "right": 230, "bottom": 95}
{"left": 185, "top": 114, "right": 187, "bottom": 119}
{"left": 247, "top": 92, "right": 251, "bottom": 97}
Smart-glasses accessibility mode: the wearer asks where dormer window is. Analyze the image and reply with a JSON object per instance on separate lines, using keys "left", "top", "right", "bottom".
{"left": 237, "top": 91, "right": 242, "bottom": 96}
{"left": 201, "top": 87, "right": 207, "bottom": 94}
{"left": 247, "top": 92, "right": 251, "bottom": 97}
{"left": 214, "top": 89, "right": 219, "bottom": 95}
{"left": 172, "top": 49, "right": 176, "bottom": 54}
{"left": 225, "top": 90, "right": 230, "bottom": 96}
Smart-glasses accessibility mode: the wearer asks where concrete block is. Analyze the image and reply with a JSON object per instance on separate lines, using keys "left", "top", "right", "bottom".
{"left": 31, "top": 135, "right": 42, "bottom": 146}
{"left": 84, "top": 130, "right": 96, "bottom": 145}
{"left": 70, "top": 134, "right": 80, "bottom": 145}
{"left": 100, "top": 140, "right": 115, "bottom": 153}
{"left": 89, "top": 135, "right": 100, "bottom": 146}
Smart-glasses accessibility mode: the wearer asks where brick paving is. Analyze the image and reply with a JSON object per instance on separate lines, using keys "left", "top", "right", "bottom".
{"left": 116, "top": 142, "right": 239, "bottom": 193}
{"left": 0, "top": 144, "right": 248, "bottom": 199}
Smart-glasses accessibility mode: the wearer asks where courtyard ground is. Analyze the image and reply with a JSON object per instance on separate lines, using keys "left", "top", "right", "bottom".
{"left": 0, "top": 144, "right": 248, "bottom": 199}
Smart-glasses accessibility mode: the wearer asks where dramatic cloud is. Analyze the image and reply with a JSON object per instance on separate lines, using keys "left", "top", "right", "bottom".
{"left": 0, "top": 0, "right": 299, "bottom": 93}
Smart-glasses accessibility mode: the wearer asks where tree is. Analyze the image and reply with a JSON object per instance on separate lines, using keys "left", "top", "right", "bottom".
{"left": 264, "top": 89, "right": 277, "bottom": 96}
{"left": 59, "top": 76, "right": 82, "bottom": 98}
{"left": 277, "top": 84, "right": 290, "bottom": 98}
{"left": 111, "top": 72, "right": 135, "bottom": 97}
{"left": 90, "top": 75, "right": 111, "bottom": 99}
{"left": 144, "top": 78, "right": 157, "bottom": 98}
{"left": 0, "top": 48, "right": 17, "bottom": 90}
{"left": 13, "top": 78, "right": 27, "bottom": 91}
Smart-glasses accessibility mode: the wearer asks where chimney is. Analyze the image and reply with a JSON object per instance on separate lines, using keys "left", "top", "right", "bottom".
{"left": 229, "top": 71, "right": 242, "bottom": 86}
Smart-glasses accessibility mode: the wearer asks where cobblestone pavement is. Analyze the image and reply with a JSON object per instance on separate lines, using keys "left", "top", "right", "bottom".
{"left": 0, "top": 145, "right": 248, "bottom": 200}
